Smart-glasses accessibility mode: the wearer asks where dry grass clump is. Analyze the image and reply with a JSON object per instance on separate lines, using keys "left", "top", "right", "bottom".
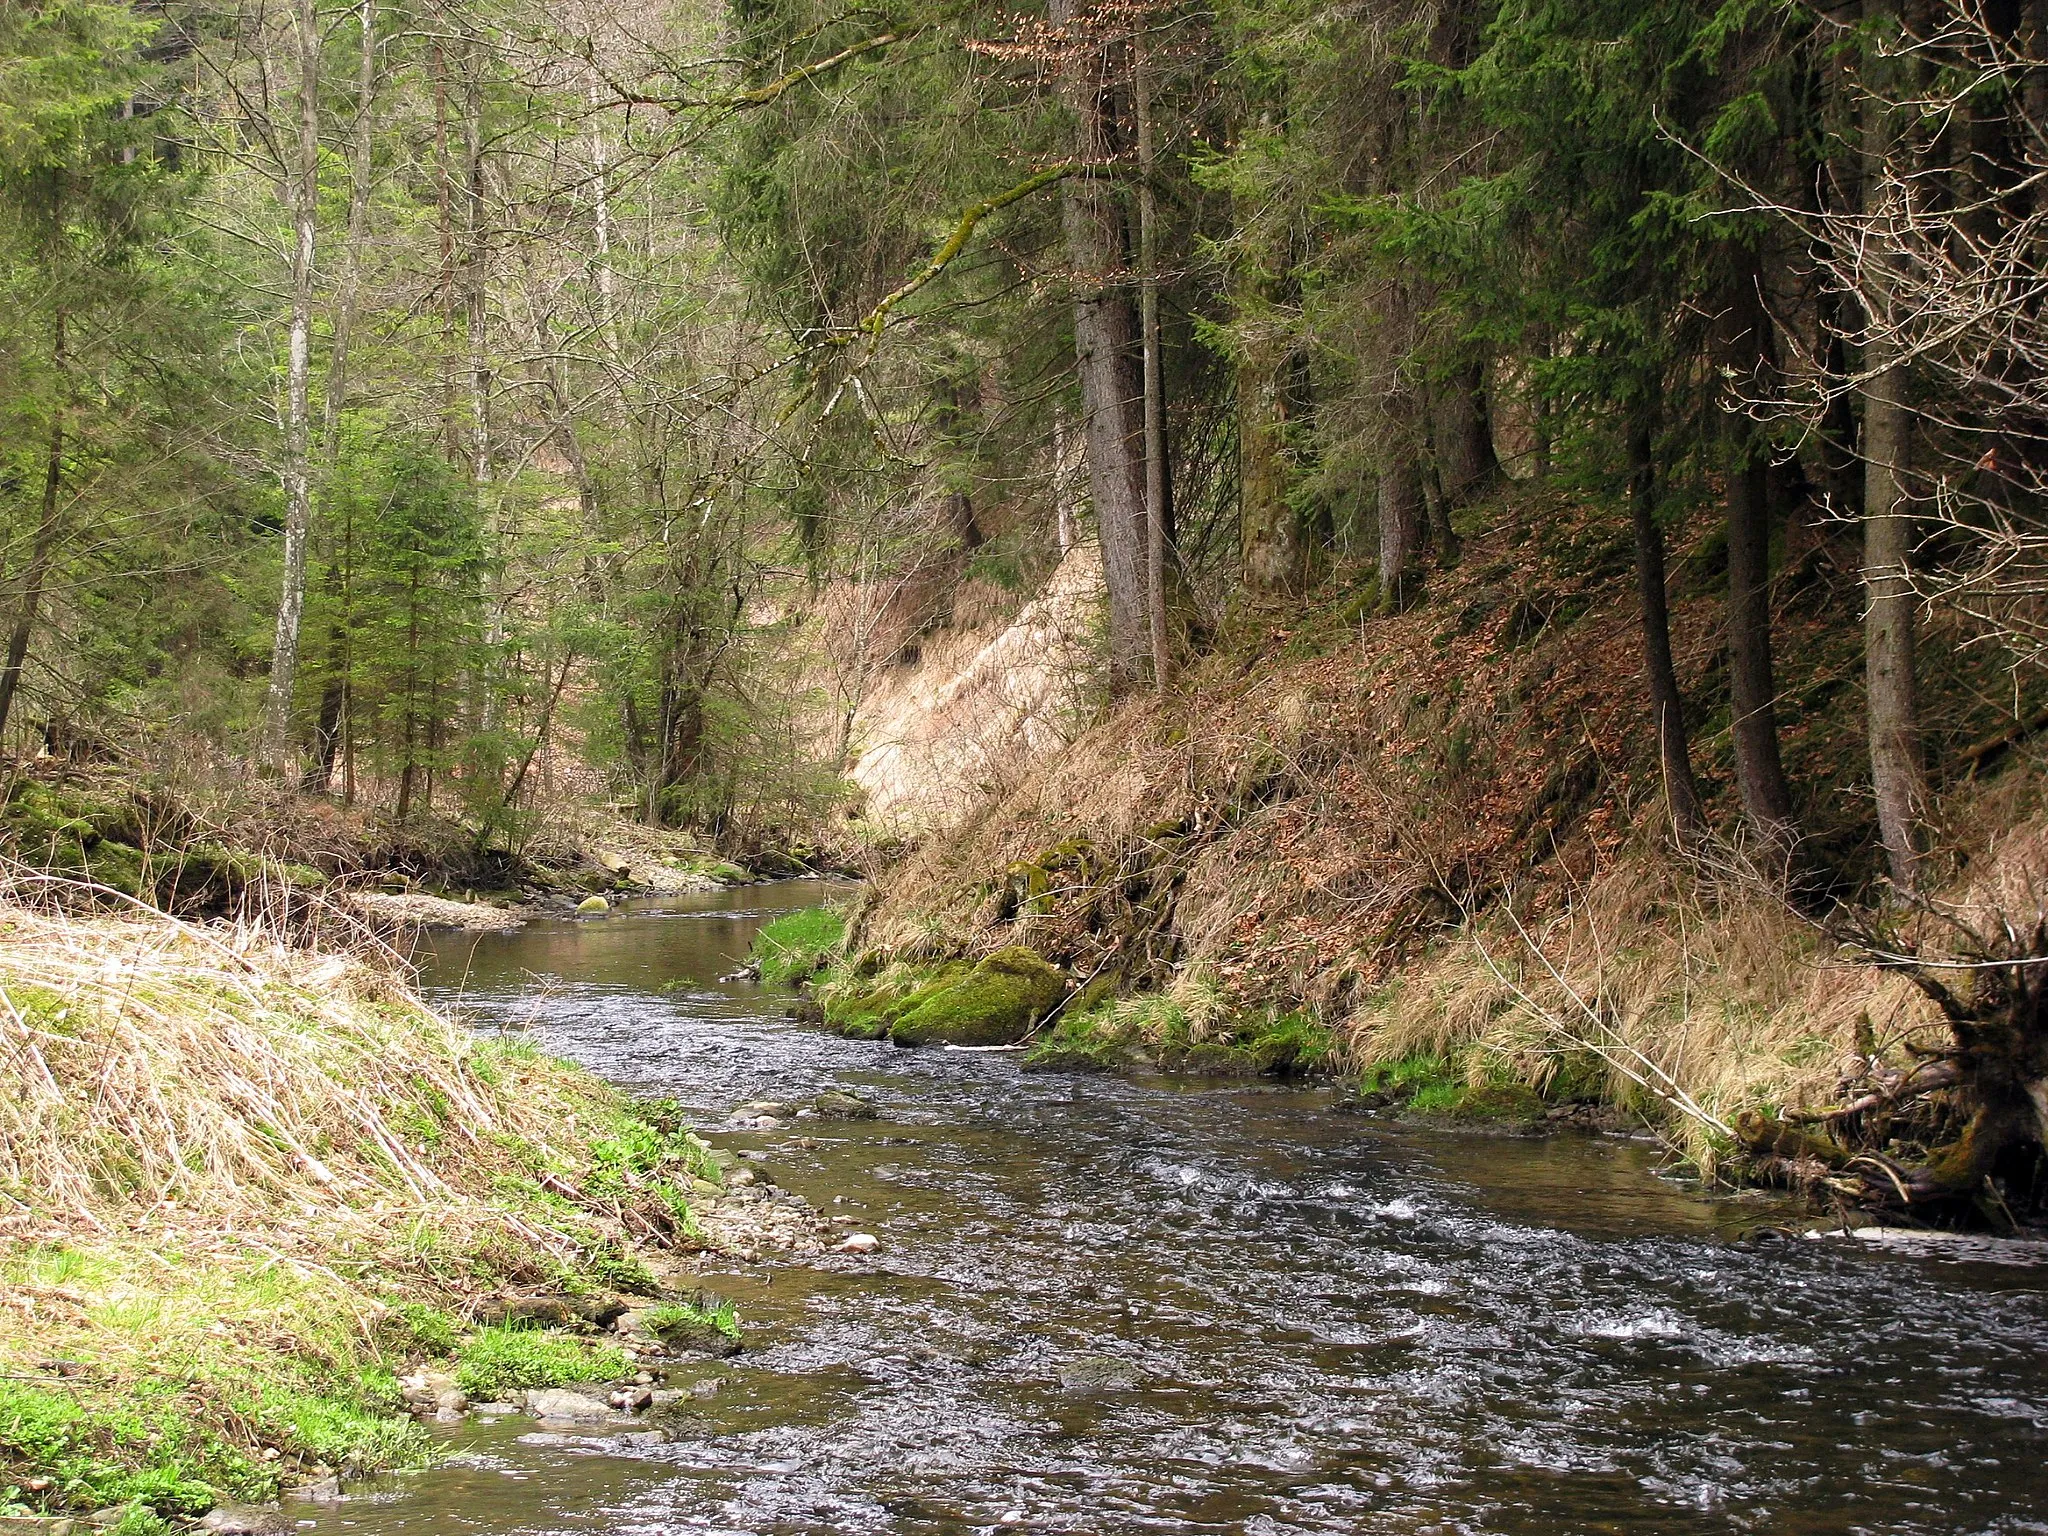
{"left": 0, "top": 884, "right": 604, "bottom": 1244}
{"left": 0, "top": 878, "right": 692, "bottom": 1519}
{"left": 1344, "top": 847, "right": 1948, "bottom": 1165}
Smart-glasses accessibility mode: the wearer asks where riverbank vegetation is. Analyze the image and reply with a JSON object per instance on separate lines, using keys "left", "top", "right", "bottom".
{"left": 0, "top": 888, "right": 739, "bottom": 1526}
{"left": 6, "top": 0, "right": 2048, "bottom": 1248}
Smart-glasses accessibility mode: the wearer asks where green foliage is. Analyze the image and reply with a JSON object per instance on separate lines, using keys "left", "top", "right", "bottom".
{"left": 451, "top": 1326, "right": 629, "bottom": 1401}
{"left": 1028, "top": 987, "right": 1333, "bottom": 1077}
{"left": 0, "top": 1380, "right": 255, "bottom": 1518}
{"left": 1355, "top": 1051, "right": 1545, "bottom": 1122}
{"left": 750, "top": 905, "right": 847, "bottom": 984}
{"left": 642, "top": 1297, "right": 740, "bottom": 1343}
{"left": 579, "top": 1245, "right": 659, "bottom": 1297}
{"left": 386, "top": 1303, "right": 457, "bottom": 1358}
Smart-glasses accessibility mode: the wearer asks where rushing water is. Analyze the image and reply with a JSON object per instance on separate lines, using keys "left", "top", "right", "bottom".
{"left": 307, "top": 883, "right": 2048, "bottom": 1536}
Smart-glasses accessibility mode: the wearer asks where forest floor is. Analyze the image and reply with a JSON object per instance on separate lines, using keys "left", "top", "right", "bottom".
{"left": 0, "top": 892, "right": 852, "bottom": 1532}
{"left": 0, "top": 763, "right": 800, "bottom": 938}
{"left": 811, "top": 479, "right": 2048, "bottom": 1203}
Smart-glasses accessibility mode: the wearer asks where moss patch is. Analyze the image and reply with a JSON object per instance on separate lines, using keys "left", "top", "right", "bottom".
{"left": 1347, "top": 1051, "right": 1548, "bottom": 1126}
{"left": 1025, "top": 989, "right": 1334, "bottom": 1077}
{"left": 888, "top": 948, "right": 1067, "bottom": 1046}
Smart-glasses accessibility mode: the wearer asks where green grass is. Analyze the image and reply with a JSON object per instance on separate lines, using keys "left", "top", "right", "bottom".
{"left": 642, "top": 1297, "right": 741, "bottom": 1342}
{"left": 0, "top": 1379, "right": 263, "bottom": 1520}
{"left": 749, "top": 906, "right": 846, "bottom": 984}
{"left": 450, "top": 1326, "right": 629, "bottom": 1401}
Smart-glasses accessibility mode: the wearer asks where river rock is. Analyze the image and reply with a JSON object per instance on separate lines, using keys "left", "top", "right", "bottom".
{"left": 287, "top": 1477, "right": 344, "bottom": 1505}
{"left": 198, "top": 1508, "right": 295, "bottom": 1536}
{"left": 523, "top": 1388, "right": 615, "bottom": 1423}
{"left": 575, "top": 895, "right": 610, "bottom": 915}
{"left": 887, "top": 947, "right": 1067, "bottom": 1047}
{"left": 812, "top": 1088, "right": 880, "bottom": 1120}
{"left": 836, "top": 1232, "right": 880, "bottom": 1254}
{"left": 609, "top": 1385, "right": 654, "bottom": 1413}
{"left": 570, "top": 1293, "right": 633, "bottom": 1327}
{"left": 1057, "top": 1353, "right": 1143, "bottom": 1392}
{"left": 398, "top": 1369, "right": 461, "bottom": 1411}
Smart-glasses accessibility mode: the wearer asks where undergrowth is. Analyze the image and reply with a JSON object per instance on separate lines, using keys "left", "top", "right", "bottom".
{"left": 0, "top": 889, "right": 715, "bottom": 1521}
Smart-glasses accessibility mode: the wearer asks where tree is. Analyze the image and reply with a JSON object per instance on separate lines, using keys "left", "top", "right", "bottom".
{"left": 0, "top": 0, "right": 194, "bottom": 747}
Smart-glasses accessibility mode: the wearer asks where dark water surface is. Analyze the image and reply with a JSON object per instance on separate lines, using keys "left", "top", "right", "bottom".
{"left": 309, "top": 882, "right": 2048, "bottom": 1536}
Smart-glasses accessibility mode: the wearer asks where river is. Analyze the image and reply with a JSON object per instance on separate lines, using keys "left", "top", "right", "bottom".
{"left": 305, "top": 882, "right": 2048, "bottom": 1535}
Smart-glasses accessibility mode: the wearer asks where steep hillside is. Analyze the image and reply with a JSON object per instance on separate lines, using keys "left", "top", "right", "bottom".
{"left": 837, "top": 483, "right": 2048, "bottom": 1182}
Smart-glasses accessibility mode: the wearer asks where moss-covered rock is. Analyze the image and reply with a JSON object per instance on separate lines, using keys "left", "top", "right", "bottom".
{"left": 889, "top": 947, "right": 1067, "bottom": 1047}
{"left": 820, "top": 962, "right": 967, "bottom": 1038}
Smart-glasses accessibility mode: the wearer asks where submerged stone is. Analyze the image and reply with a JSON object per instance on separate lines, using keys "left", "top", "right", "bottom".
{"left": 575, "top": 895, "right": 610, "bottom": 914}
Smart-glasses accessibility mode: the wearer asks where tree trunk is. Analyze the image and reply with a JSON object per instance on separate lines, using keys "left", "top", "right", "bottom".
{"left": 257, "top": 0, "right": 322, "bottom": 774}
{"left": 1239, "top": 348, "right": 1301, "bottom": 594}
{"left": 1429, "top": 358, "right": 1498, "bottom": 522}
{"left": 1861, "top": 0, "right": 1928, "bottom": 893}
{"left": 0, "top": 317, "right": 67, "bottom": 749}
{"left": 1716, "top": 249, "right": 1801, "bottom": 846}
{"left": 1135, "top": 33, "right": 1171, "bottom": 691}
{"left": 1377, "top": 456, "right": 1423, "bottom": 612}
{"left": 1628, "top": 405, "right": 1705, "bottom": 844}
{"left": 1052, "top": 0, "right": 1148, "bottom": 693}
{"left": 1864, "top": 340, "right": 1926, "bottom": 890}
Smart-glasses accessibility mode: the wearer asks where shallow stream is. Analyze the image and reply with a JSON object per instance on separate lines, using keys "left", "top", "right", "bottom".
{"left": 308, "top": 882, "right": 2048, "bottom": 1535}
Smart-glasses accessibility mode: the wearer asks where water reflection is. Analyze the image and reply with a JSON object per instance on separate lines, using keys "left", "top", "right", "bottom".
{"left": 306, "top": 884, "right": 2048, "bottom": 1536}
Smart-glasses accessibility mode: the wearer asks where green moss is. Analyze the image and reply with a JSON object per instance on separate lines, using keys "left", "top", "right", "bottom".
{"left": 889, "top": 947, "right": 1067, "bottom": 1046}
{"left": 581, "top": 1245, "right": 659, "bottom": 1297}
{"left": 1027, "top": 992, "right": 1331, "bottom": 1077}
{"left": 749, "top": 906, "right": 846, "bottom": 985}
{"left": 451, "top": 1326, "right": 628, "bottom": 1401}
{"left": 817, "top": 961, "right": 965, "bottom": 1038}
{"left": 1024, "top": 1003, "right": 1138, "bottom": 1071}
{"left": 1353, "top": 1051, "right": 1546, "bottom": 1124}
{"left": 1242, "top": 1010, "right": 1334, "bottom": 1075}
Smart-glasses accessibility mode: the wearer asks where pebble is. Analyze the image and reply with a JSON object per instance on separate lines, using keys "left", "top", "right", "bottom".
{"left": 836, "top": 1232, "right": 880, "bottom": 1254}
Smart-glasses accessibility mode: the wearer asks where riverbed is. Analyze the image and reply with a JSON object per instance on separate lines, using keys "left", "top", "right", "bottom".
{"left": 306, "top": 882, "right": 2048, "bottom": 1535}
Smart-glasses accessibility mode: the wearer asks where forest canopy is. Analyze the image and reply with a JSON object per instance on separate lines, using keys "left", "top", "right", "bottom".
{"left": 0, "top": 0, "right": 2042, "bottom": 882}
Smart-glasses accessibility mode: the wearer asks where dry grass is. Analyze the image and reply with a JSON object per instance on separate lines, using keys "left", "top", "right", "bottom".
{"left": 0, "top": 878, "right": 604, "bottom": 1249}
{"left": 1342, "top": 844, "right": 1953, "bottom": 1166}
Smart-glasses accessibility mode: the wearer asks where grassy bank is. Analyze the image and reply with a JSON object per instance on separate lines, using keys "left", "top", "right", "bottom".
{"left": 0, "top": 765, "right": 794, "bottom": 932}
{"left": 0, "top": 890, "right": 727, "bottom": 1528}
